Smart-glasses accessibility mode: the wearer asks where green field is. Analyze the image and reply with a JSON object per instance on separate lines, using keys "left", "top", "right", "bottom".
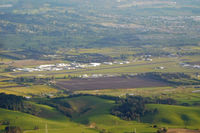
{"left": 1, "top": 95, "right": 200, "bottom": 133}
{"left": 0, "top": 85, "right": 59, "bottom": 97}
{"left": 0, "top": 107, "right": 97, "bottom": 133}
{"left": 0, "top": 96, "right": 157, "bottom": 133}
{"left": 144, "top": 104, "right": 200, "bottom": 129}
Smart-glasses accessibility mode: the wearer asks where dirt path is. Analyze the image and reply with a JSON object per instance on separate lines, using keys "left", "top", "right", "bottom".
{"left": 167, "top": 129, "right": 200, "bottom": 133}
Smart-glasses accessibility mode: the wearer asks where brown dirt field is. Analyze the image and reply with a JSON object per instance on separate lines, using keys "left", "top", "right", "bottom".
{"left": 167, "top": 129, "right": 200, "bottom": 133}
{"left": 188, "top": 61, "right": 200, "bottom": 65}
{"left": 55, "top": 77, "right": 167, "bottom": 91}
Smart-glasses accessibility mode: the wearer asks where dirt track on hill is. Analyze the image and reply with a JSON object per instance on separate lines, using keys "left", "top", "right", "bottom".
{"left": 167, "top": 129, "right": 200, "bottom": 133}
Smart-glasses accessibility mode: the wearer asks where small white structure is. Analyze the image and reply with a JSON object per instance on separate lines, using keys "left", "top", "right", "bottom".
{"left": 38, "top": 64, "right": 55, "bottom": 68}
{"left": 123, "top": 61, "right": 130, "bottom": 64}
{"left": 82, "top": 74, "right": 89, "bottom": 78}
{"left": 144, "top": 55, "right": 152, "bottom": 58}
{"left": 56, "top": 63, "right": 70, "bottom": 67}
{"left": 91, "top": 74, "right": 103, "bottom": 78}
{"left": 113, "top": 61, "right": 124, "bottom": 64}
{"left": 194, "top": 65, "right": 200, "bottom": 69}
{"left": 89, "top": 63, "right": 101, "bottom": 67}
{"left": 155, "top": 66, "right": 165, "bottom": 70}
{"left": 145, "top": 58, "right": 153, "bottom": 61}
{"left": 103, "top": 62, "right": 113, "bottom": 65}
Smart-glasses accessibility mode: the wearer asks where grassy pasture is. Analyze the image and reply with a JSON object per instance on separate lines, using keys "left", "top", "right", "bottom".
{"left": 0, "top": 108, "right": 98, "bottom": 133}
{"left": 0, "top": 82, "right": 19, "bottom": 88}
{"left": 76, "top": 86, "right": 200, "bottom": 105}
{"left": 0, "top": 94, "right": 200, "bottom": 133}
{"left": 144, "top": 104, "right": 200, "bottom": 129}
{"left": 0, "top": 85, "right": 58, "bottom": 97}
{"left": 76, "top": 87, "right": 174, "bottom": 97}
{"left": 46, "top": 96, "right": 157, "bottom": 133}
{"left": 0, "top": 89, "right": 23, "bottom": 96}
{"left": 76, "top": 47, "right": 138, "bottom": 57}
{"left": 0, "top": 96, "right": 156, "bottom": 133}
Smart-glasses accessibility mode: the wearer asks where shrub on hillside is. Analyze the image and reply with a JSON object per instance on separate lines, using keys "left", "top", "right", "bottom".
{"left": 5, "top": 126, "right": 22, "bottom": 133}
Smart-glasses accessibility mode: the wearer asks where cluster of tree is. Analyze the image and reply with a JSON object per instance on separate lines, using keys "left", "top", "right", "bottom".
{"left": 37, "top": 94, "right": 121, "bottom": 118}
{"left": 120, "top": 74, "right": 135, "bottom": 79}
{"left": 0, "top": 93, "right": 24, "bottom": 111}
{"left": 111, "top": 95, "right": 177, "bottom": 121}
{"left": 0, "top": 120, "right": 10, "bottom": 126}
{"left": 139, "top": 72, "right": 200, "bottom": 85}
{"left": 4, "top": 126, "right": 22, "bottom": 133}
{"left": 67, "top": 94, "right": 120, "bottom": 101}
{"left": 13, "top": 76, "right": 50, "bottom": 84}
{"left": 139, "top": 72, "right": 190, "bottom": 80}
{"left": 39, "top": 94, "right": 177, "bottom": 120}
{"left": 112, "top": 54, "right": 131, "bottom": 60}
{"left": 177, "top": 51, "right": 200, "bottom": 56}
{"left": 22, "top": 102, "right": 42, "bottom": 116}
{"left": 94, "top": 33, "right": 140, "bottom": 47}
{"left": 13, "top": 77, "right": 38, "bottom": 83}
{"left": 0, "top": 54, "right": 21, "bottom": 60}
{"left": 12, "top": 49, "right": 45, "bottom": 59}
{"left": 64, "top": 53, "right": 113, "bottom": 63}
{"left": 155, "top": 98, "right": 176, "bottom": 105}
{"left": 38, "top": 99, "right": 73, "bottom": 117}
{"left": 134, "top": 50, "right": 170, "bottom": 57}
{"left": 62, "top": 93, "right": 176, "bottom": 105}
{"left": 0, "top": 93, "right": 44, "bottom": 117}
{"left": 4, "top": 66, "right": 16, "bottom": 72}
{"left": 111, "top": 96, "right": 156, "bottom": 121}
{"left": 156, "top": 127, "right": 168, "bottom": 133}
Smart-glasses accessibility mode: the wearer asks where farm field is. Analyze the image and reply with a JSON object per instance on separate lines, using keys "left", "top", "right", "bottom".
{"left": 55, "top": 77, "right": 167, "bottom": 91}
{"left": 0, "top": 85, "right": 58, "bottom": 97}
{"left": 144, "top": 104, "right": 200, "bottom": 129}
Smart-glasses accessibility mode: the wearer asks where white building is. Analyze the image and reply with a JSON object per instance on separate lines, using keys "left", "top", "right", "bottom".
{"left": 103, "top": 62, "right": 113, "bottom": 65}
{"left": 89, "top": 63, "right": 101, "bottom": 67}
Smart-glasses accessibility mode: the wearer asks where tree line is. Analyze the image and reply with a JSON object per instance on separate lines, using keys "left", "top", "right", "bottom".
{"left": 0, "top": 93, "right": 24, "bottom": 111}
{"left": 139, "top": 72, "right": 200, "bottom": 85}
{"left": 111, "top": 95, "right": 177, "bottom": 121}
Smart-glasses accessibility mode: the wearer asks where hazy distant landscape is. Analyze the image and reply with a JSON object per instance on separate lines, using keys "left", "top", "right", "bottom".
{"left": 0, "top": 0, "right": 200, "bottom": 133}
{"left": 0, "top": 0, "right": 200, "bottom": 50}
